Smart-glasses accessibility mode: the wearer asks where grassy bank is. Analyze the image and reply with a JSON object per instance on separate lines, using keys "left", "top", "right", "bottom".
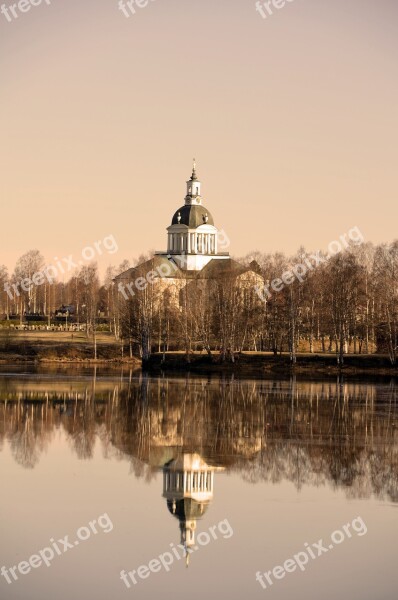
{"left": 0, "top": 332, "right": 397, "bottom": 376}
{"left": 0, "top": 331, "right": 139, "bottom": 365}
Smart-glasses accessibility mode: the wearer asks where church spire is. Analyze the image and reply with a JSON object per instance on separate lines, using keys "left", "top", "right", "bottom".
{"left": 185, "top": 159, "right": 201, "bottom": 203}
{"left": 190, "top": 158, "right": 197, "bottom": 181}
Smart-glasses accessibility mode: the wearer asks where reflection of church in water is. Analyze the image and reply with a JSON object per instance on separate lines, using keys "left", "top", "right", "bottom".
{"left": 162, "top": 453, "right": 223, "bottom": 564}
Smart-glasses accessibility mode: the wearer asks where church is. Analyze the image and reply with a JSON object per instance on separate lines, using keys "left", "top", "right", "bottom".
{"left": 161, "top": 159, "right": 231, "bottom": 271}
{"left": 115, "top": 161, "right": 263, "bottom": 306}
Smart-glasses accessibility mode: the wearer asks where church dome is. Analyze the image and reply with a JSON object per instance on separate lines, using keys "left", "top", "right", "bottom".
{"left": 167, "top": 498, "right": 210, "bottom": 520}
{"left": 172, "top": 205, "right": 214, "bottom": 228}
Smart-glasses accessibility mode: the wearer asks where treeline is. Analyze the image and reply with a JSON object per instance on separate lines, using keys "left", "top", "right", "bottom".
{"left": 0, "top": 241, "right": 397, "bottom": 364}
{"left": 0, "top": 249, "right": 131, "bottom": 332}
{"left": 239, "top": 240, "right": 398, "bottom": 365}
{"left": 116, "top": 241, "right": 398, "bottom": 365}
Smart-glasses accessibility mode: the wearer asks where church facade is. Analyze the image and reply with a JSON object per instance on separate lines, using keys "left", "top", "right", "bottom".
{"left": 115, "top": 161, "right": 263, "bottom": 307}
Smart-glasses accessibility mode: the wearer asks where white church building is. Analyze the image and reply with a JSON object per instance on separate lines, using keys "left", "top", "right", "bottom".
{"left": 115, "top": 161, "right": 263, "bottom": 304}
{"left": 159, "top": 160, "right": 230, "bottom": 271}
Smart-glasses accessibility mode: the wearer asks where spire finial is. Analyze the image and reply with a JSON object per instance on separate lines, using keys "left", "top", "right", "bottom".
{"left": 191, "top": 158, "right": 197, "bottom": 181}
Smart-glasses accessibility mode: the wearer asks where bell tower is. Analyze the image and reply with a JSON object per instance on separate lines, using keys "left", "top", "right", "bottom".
{"left": 185, "top": 159, "right": 202, "bottom": 205}
{"left": 155, "top": 160, "right": 230, "bottom": 271}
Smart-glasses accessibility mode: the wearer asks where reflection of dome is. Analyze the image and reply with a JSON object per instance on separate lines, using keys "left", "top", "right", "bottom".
{"left": 162, "top": 453, "right": 220, "bottom": 563}
{"left": 167, "top": 498, "right": 210, "bottom": 521}
{"left": 171, "top": 205, "right": 214, "bottom": 228}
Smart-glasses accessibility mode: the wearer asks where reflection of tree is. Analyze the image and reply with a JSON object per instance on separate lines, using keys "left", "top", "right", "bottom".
{"left": 234, "top": 381, "right": 398, "bottom": 502}
{"left": 0, "top": 377, "right": 397, "bottom": 502}
{"left": 10, "top": 411, "right": 39, "bottom": 469}
{"left": 63, "top": 381, "right": 97, "bottom": 460}
{"left": 6, "top": 404, "right": 55, "bottom": 469}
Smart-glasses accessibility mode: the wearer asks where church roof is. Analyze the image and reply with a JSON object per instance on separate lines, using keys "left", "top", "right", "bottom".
{"left": 171, "top": 205, "right": 214, "bottom": 228}
{"left": 196, "top": 258, "right": 250, "bottom": 279}
{"left": 166, "top": 498, "right": 209, "bottom": 520}
{"left": 114, "top": 255, "right": 182, "bottom": 282}
{"left": 114, "top": 257, "right": 261, "bottom": 284}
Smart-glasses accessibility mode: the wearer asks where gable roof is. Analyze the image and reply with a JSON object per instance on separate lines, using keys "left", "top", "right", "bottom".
{"left": 114, "top": 256, "right": 262, "bottom": 284}
{"left": 196, "top": 258, "right": 250, "bottom": 279}
{"left": 114, "top": 255, "right": 184, "bottom": 282}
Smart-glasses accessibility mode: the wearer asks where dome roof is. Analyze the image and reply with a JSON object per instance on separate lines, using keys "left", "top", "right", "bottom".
{"left": 167, "top": 498, "right": 210, "bottom": 521}
{"left": 172, "top": 205, "right": 214, "bottom": 228}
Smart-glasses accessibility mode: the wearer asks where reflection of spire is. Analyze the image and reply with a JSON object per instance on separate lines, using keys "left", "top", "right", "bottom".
{"left": 162, "top": 453, "right": 222, "bottom": 566}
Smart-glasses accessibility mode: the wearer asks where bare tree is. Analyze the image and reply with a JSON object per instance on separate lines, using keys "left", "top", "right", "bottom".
{"left": 13, "top": 250, "right": 45, "bottom": 319}
{"left": 326, "top": 253, "right": 364, "bottom": 365}
{"left": 0, "top": 265, "right": 9, "bottom": 319}
{"left": 78, "top": 264, "right": 100, "bottom": 358}
{"left": 373, "top": 241, "right": 398, "bottom": 365}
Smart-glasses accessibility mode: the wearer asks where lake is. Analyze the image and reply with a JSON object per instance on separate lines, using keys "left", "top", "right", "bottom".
{"left": 0, "top": 368, "right": 396, "bottom": 600}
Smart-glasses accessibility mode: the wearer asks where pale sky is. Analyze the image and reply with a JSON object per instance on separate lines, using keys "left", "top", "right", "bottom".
{"left": 1, "top": 0, "right": 397, "bottom": 276}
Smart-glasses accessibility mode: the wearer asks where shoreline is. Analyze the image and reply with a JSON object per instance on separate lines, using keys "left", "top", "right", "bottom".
{"left": 142, "top": 352, "right": 398, "bottom": 379}
{"left": 1, "top": 345, "right": 397, "bottom": 379}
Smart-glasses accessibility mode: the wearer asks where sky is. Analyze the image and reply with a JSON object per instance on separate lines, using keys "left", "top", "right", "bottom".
{"left": 1, "top": 0, "right": 397, "bottom": 277}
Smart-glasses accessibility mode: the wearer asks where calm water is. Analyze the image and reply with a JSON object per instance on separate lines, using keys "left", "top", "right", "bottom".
{"left": 0, "top": 369, "right": 397, "bottom": 600}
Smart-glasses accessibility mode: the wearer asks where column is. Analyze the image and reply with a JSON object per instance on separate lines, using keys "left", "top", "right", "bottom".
{"left": 187, "top": 232, "right": 191, "bottom": 253}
